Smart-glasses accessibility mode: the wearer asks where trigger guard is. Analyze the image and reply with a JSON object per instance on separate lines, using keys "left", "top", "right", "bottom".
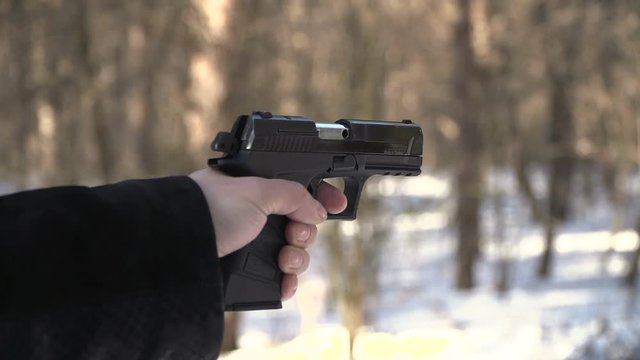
{"left": 306, "top": 175, "right": 366, "bottom": 220}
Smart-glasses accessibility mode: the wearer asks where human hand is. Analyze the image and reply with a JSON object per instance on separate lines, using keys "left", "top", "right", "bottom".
{"left": 188, "top": 168, "right": 347, "bottom": 300}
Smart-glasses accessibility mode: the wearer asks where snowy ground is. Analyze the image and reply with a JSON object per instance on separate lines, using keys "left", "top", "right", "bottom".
{"left": 227, "top": 170, "right": 640, "bottom": 360}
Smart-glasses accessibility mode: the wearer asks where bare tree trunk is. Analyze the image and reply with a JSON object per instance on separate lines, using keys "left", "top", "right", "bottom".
{"left": 215, "top": 0, "right": 285, "bottom": 350}
{"left": 536, "top": 0, "right": 583, "bottom": 279}
{"left": 218, "top": 0, "right": 282, "bottom": 121}
{"left": 601, "top": 166, "right": 627, "bottom": 272}
{"left": 84, "top": 1, "right": 127, "bottom": 183}
{"left": 6, "top": 0, "right": 37, "bottom": 189}
{"left": 453, "top": 0, "right": 482, "bottom": 289}
{"left": 597, "top": 3, "right": 630, "bottom": 273}
{"left": 138, "top": 3, "right": 181, "bottom": 176}
{"left": 221, "top": 313, "right": 239, "bottom": 353}
{"left": 625, "top": 216, "right": 640, "bottom": 287}
{"left": 539, "top": 218, "right": 557, "bottom": 278}
{"left": 343, "top": 1, "right": 387, "bottom": 352}
{"left": 537, "top": 71, "right": 576, "bottom": 279}
{"left": 492, "top": 189, "right": 510, "bottom": 294}
{"left": 625, "top": 245, "right": 640, "bottom": 288}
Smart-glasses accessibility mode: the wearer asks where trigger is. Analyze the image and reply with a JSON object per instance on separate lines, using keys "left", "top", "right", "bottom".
{"left": 307, "top": 178, "right": 322, "bottom": 197}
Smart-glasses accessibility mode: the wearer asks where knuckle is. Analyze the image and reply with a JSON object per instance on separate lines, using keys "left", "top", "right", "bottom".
{"left": 309, "top": 225, "right": 318, "bottom": 241}
{"left": 290, "top": 182, "right": 308, "bottom": 196}
{"left": 279, "top": 246, "right": 309, "bottom": 274}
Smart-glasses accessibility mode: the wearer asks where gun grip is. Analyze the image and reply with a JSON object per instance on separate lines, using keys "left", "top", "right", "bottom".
{"left": 221, "top": 215, "right": 286, "bottom": 311}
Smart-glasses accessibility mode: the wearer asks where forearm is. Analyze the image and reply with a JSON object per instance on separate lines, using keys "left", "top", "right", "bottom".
{"left": 0, "top": 176, "right": 221, "bottom": 317}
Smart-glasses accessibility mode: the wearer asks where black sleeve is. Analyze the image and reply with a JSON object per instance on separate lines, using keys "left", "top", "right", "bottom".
{"left": 0, "top": 176, "right": 224, "bottom": 360}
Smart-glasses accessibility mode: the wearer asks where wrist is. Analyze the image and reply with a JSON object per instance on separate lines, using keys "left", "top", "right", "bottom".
{"left": 188, "top": 169, "right": 225, "bottom": 257}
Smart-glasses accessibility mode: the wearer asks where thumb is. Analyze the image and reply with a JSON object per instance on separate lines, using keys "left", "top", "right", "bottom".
{"left": 257, "top": 179, "right": 327, "bottom": 224}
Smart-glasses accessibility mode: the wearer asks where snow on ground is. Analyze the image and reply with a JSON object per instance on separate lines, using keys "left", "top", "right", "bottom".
{"left": 229, "top": 170, "right": 640, "bottom": 359}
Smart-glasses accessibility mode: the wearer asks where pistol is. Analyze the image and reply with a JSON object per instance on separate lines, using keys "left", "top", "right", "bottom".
{"left": 208, "top": 111, "right": 423, "bottom": 311}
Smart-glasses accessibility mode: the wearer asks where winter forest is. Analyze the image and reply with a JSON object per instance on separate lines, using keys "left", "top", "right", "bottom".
{"left": 1, "top": 0, "right": 640, "bottom": 359}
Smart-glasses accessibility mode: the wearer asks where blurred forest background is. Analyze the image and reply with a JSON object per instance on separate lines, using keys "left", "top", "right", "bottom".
{"left": 2, "top": 0, "right": 640, "bottom": 359}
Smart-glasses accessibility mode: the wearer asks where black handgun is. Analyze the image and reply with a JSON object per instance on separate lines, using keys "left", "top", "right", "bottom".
{"left": 208, "top": 111, "right": 423, "bottom": 311}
